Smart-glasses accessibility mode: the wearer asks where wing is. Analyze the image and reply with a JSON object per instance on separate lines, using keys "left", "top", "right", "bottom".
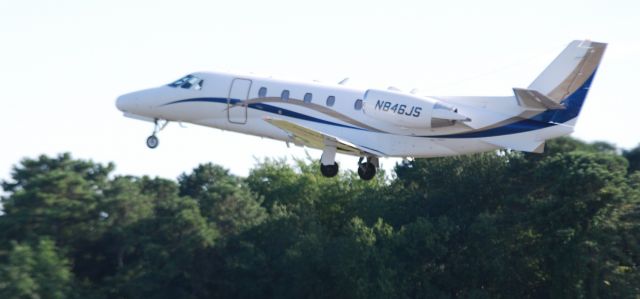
{"left": 263, "top": 117, "right": 383, "bottom": 157}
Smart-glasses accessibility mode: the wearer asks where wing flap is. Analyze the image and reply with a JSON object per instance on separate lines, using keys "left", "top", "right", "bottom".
{"left": 263, "top": 118, "right": 383, "bottom": 156}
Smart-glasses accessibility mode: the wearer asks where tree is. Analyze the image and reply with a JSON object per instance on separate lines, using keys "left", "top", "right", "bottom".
{"left": 179, "top": 163, "right": 266, "bottom": 237}
{"left": 623, "top": 144, "right": 640, "bottom": 173}
{"left": 0, "top": 239, "right": 73, "bottom": 299}
{"left": 71, "top": 175, "right": 156, "bottom": 284}
{"left": 1, "top": 139, "right": 639, "bottom": 298}
{"left": 0, "top": 153, "right": 112, "bottom": 248}
{"left": 101, "top": 192, "right": 218, "bottom": 299}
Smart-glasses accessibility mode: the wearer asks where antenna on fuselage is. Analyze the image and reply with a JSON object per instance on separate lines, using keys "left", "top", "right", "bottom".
{"left": 387, "top": 86, "right": 401, "bottom": 92}
{"left": 338, "top": 77, "right": 349, "bottom": 85}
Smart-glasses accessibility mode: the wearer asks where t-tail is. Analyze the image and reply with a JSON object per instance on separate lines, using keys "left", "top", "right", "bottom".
{"left": 521, "top": 40, "right": 607, "bottom": 126}
{"left": 484, "top": 40, "right": 607, "bottom": 153}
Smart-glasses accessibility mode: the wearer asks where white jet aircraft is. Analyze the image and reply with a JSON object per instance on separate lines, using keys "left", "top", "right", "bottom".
{"left": 116, "top": 40, "right": 606, "bottom": 180}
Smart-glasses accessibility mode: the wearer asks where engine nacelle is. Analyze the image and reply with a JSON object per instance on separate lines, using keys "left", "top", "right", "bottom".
{"left": 362, "top": 89, "right": 469, "bottom": 129}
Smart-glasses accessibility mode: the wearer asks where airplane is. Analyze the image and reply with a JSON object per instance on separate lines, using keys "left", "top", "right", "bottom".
{"left": 116, "top": 40, "right": 606, "bottom": 180}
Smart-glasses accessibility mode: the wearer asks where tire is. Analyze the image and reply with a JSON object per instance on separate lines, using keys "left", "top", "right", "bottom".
{"left": 320, "top": 162, "right": 339, "bottom": 178}
{"left": 146, "top": 135, "right": 159, "bottom": 149}
{"left": 357, "top": 162, "right": 376, "bottom": 180}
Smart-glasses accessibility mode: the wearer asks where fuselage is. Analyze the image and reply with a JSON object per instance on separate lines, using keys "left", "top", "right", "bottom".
{"left": 116, "top": 40, "right": 605, "bottom": 161}
{"left": 116, "top": 71, "right": 517, "bottom": 157}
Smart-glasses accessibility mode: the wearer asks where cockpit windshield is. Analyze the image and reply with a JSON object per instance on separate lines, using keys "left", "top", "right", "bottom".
{"left": 168, "top": 74, "right": 203, "bottom": 90}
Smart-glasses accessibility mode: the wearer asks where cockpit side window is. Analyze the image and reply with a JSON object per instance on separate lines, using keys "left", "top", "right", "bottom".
{"left": 168, "top": 74, "right": 203, "bottom": 90}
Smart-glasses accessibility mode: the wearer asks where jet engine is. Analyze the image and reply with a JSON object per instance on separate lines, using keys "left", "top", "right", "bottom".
{"left": 362, "top": 89, "right": 470, "bottom": 129}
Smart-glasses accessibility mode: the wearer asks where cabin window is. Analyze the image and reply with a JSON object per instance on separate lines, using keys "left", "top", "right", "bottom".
{"left": 354, "top": 99, "right": 363, "bottom": 110}
{"left": 326, "top": 96, "right": 335, "bottom": 107}
{"left": 194, "top": 79, "right": 203, "bottom": 90}
{"left": 304, "top": 93, "right": 313, "bottom": 103}
{"left": 168, "top": 76, "right": 189, "bottom": 87}
{"left": 258, "top": 87, "right": 267, "bottom": 98}
{"left": 281, "top": 90, "right": 290, "bottom": 101}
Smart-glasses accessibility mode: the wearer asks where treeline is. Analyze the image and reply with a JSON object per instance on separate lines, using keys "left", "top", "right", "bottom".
{"left": 0, "top": 137, "right": 639, "bottom": 298}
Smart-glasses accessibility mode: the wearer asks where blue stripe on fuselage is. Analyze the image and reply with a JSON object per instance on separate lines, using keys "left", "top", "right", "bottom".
{"left": 161, "top": 98, "right": 366, "bottom": 130}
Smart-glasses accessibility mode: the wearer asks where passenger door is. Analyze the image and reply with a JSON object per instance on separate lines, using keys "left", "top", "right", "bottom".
{"left": 227, "top": 78, "right": 252, "bottom": 124}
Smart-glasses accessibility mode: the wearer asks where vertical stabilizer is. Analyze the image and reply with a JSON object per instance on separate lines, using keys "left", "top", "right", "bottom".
{"left": 483, "top": 40, "right": 607, "bottom": 153}
{"left": 529, "top": 40, "right": 606, "bottom": 103}
{"left": 527, "top": 40, "right": 606, "bottom": 125}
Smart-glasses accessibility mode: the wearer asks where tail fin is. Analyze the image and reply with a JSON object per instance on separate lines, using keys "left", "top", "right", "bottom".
{"left": 482, "top": 41, "right": 606, "bottom": 153}
{"left": 526, "top": 40, "right": 607, "bottom": 125}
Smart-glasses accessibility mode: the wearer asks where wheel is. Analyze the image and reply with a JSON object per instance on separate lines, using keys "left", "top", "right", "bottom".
{"left": 320, "top": 162, "right": 339, "bottom": 178}
{"left": 146, "top": 135, "right": 159, "bottom": 149}
{"left": 357, "top": 162, "right": 376, "bottom": 181}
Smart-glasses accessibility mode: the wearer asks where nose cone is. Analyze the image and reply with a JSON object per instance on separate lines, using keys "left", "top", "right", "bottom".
{"left": 116, "top": 93, "right": 135, "bottom": 112}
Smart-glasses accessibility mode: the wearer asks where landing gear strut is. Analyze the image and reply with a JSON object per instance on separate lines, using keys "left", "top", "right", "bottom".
{"left": 319, "top": 137, "right": 339, "bottom": 178}
{"left": 357, "top": 156, "right": 378, "bottom": 181}
{"left": 146, "top": 119, "right": 169, "bottom": 149}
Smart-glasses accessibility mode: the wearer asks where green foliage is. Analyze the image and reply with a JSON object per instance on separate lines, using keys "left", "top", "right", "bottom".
{"left": 624, "top": 144, "right": 640, "bottom": 173}
{"left": 0, "top": 239, "right": 73, "bottom": 299}
{"left": 1, "top": 138, "right": 639, "bottom": 298}
{"left": 179, "top": 163, "right": 266, "bottom": 237}
{"left": 0, "top": 153, "right": 112, "bottom": 247}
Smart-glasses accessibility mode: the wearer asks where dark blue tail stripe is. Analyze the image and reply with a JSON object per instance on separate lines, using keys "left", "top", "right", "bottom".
{"left": 424, "top": 70, "right": 597, "bottom": 138}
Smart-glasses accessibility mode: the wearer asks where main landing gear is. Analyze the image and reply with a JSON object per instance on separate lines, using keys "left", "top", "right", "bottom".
{"left": 319, "top": 137, "right": 339, "bottom": 178}
{"left": 318, "top": 156, "right": 378, "bottom": 180}
{"left": 320, "top": 162, "right": 339, "bottom": 178}
{"left": 318, "top": 137, "right": 379, "bottom": 180}
{"left": 357, "top": 156, "right": 378, "bottom": 181}
{"left": 146, "top": 119, "right": 169, "bottom": 149}
{"left": 318, "top": 136, "right": 378, "bottom": 180}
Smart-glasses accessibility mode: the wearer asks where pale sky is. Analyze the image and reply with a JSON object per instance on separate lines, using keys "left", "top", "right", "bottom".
{"left": 1, "top": 0, "right": 639, "bottom": 181}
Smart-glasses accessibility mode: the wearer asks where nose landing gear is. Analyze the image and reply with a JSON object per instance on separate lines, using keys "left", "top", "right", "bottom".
{"left": 146, "top": 119, "right": 169, "bottom": 149}
{"left": 146, "top": 135, "right": 159, "bottom": 149}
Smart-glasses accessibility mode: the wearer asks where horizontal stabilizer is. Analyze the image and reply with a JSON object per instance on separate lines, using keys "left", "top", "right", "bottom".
{"left": 513, "top": 88, "right": 566, "bottom": 111}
